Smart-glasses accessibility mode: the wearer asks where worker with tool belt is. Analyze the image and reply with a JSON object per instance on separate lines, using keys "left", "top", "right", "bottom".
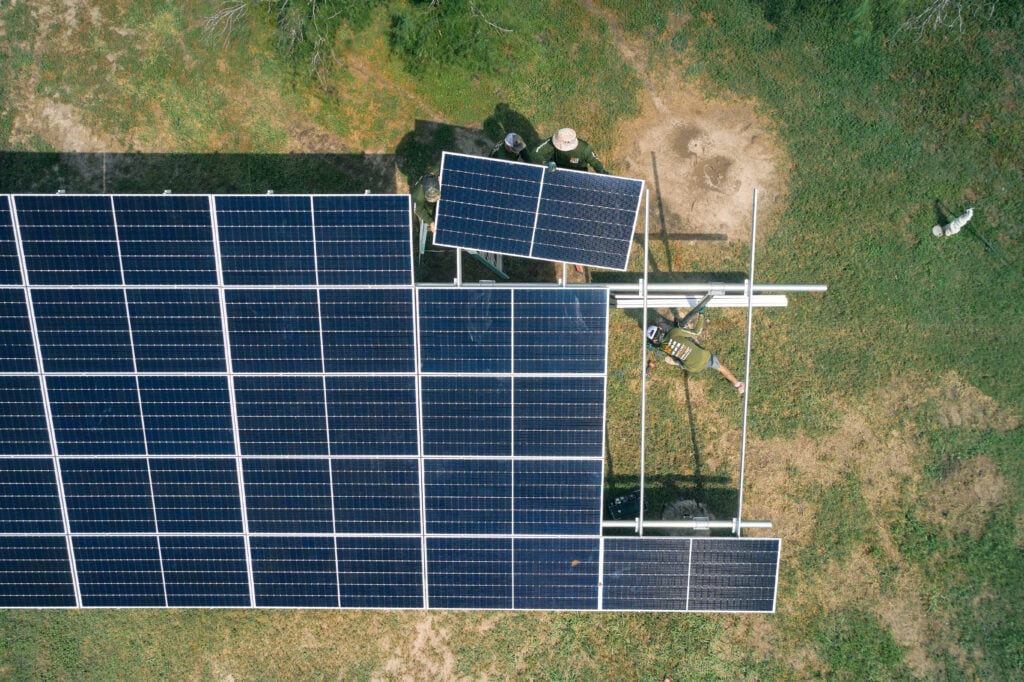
{"left": 529, "top": 128, "right": 609, "bottom": 173}
{"left": 646, "top": 310, "right": 745, "bottom": 394}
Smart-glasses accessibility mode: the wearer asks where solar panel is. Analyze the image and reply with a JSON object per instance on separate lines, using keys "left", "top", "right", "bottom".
{"left": 0, "top": 193, "right": 779, "bottom": 612}
{"left": 434, "top": 153, "right": 643, "bottom": 271}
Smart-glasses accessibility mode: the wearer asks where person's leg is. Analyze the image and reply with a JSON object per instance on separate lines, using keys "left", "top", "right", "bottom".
{"left": 709, "top": 355, "right": 744, "bottom": 394}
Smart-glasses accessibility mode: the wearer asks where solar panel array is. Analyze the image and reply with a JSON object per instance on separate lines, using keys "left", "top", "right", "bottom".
{"left": 433, "top": 153, "right": 644, "bottom": 271}
{"left": 0, "top": 193, "right": 778, "bottom": 611}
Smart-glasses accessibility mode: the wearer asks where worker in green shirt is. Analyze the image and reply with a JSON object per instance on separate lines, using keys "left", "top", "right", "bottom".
{"left": 529, "top": 128, "right": 609, "bottom": 173}
{"left": 410, "top": 173, "right": 441, "bottom": 233}
{"left": 646, "top": 311, "right": 745, "bottom": 394}
{"left": 489, "top": 132, "right": 527, "bottom": 162}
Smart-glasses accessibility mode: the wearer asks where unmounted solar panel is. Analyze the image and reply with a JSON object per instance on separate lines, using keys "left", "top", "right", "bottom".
{"left": 434, "top": 153, "right": 643, "bottom": 271}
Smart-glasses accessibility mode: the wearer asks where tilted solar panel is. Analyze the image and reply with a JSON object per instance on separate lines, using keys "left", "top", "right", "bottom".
{"left": 0, "top": 193, "right": 778, "bottom": 612}
{"left": 434, "top": 153, "right": 643, "bottom": 271}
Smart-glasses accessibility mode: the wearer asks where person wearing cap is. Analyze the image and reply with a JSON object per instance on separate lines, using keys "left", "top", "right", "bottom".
{"left": 490, "top": 132, "right": 528, "bottom": 161}
{"left": 645, "top": 311, "right": 745, "bottom": 394}
{"left": 529, "top": 128, "right": 609, "bottom": 173}
{"left": 410, "top": 173, "right": 441, "bottom": 233}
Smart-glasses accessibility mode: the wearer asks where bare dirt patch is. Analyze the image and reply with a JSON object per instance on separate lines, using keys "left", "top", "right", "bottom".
{"left": 922, "top": 455, "right": 1009, "bottom": 539}
{"left": 378, "top": 615, "right": 458, "bottom": 682}
{"left": 611, "top": 82, "right": 787, "bottom": 253}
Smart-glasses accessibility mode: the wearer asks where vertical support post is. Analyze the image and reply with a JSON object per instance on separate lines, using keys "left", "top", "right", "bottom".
{"left": 455, "top": 247, "right": 463, "bottom": 286}
{"left": 736, "top": 189, "right": 758, "bottom": 536}
{"left": 639, "top": 189, "right": 650, "bottom": 535}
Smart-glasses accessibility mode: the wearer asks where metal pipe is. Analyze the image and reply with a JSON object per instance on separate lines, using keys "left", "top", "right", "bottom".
{"left": 601, "top": 519, "right": 773, "bottom": 530}
{"left": 612, "top": 294, "right": 787, "bottom": 309}
{"left": 736, "top": 189, "right": 758, "bottom": 537}
{"left": 638, "top": 189, "right": 651, "bottom": 537}
{"left": 608, "top": 282, "right": 826, "bottom": 293}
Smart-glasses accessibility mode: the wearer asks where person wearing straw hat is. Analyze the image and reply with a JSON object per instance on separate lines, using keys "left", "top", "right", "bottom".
{"left": 490, "top": 132, "right": 528, "bottom": 161}
{"left": 645, "top": 312, "right": 744, "bottom": 394}
{"left": 530, "top": 127, "right": 609, "bottom": 173}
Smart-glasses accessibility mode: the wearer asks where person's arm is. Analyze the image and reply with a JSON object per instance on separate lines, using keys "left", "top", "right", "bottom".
{"left": 715, "top": 363, "right": 744, "bottom": 394}
{"left": 586, "top": 148, "right": 608, "bottom": 173}
{"left": 529, "top": 140, "right": 554, "bottom": 166}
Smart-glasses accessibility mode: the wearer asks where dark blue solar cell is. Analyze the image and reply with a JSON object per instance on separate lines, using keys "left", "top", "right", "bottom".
{"left": 513, "top": 459, "right": 602, "bottom": 535}
{"left": 234, "top": 376, "right": 327, "bottom": 456}
{"left": 0, "top": 376, "right": 51, "bottom": 455}
{"left": 139, "top": 376, "right": 234, "bottom": 455}
{"left": 74, "top": 535, "right": 165, "bottom": 607}
{"left": 0, "top": 535, "right": 76, "bottom": 607}
{"left": 314, "top": 195, "right": 413, "bottom": 286}
{"left": 533, "top": 171, "right": 642, "bottom": 270}
{"left": 0, "top": 458, "right": 64, "bottom": 533}
{"left": 47, "top": 376, "right": 144, "bottom": 455}
{"left": 687, "top": 538, "right": 779, "bottom": 612}
{"left": 243, "top": 458, "right": 333, "bottom": 534}
{"left": 226, "top": 289, "right": 322, "bottom": 373}
{"left": 514, "top": 537, "right": 599, "bottom": 610}
{"left": 114, "top": 195, "right": 217, "bottom": 285}
{"left": 0, "top": 198, "right": 22, "bottom": 285}
{"left": 215, "top": 195, "right": 315, "bottom": 285}
{"left": 14, "top": 194, "right": 122, "bottom": 285}
{"left": 320, "top": 288, "right": 415, "bottom": 373}
{"left": 326, "top": 376, "right": 417, "bottom": 456}
{"left": 426, "top": 537, "right": 512, "bottom": 609}
{"left": 418, "top": 288, "right": 511, "bottom": 373}
{"left": 149, "top": 458, "right": 242, "bottom": 533}
{"left": 514, "top": 377, "right": 604, "bottom": 457}
{"left": 337, "top": 536, "right": 423, "bottom": 608}
{"left": 0, "top": 288, "right": 37, "bottom": 372}
{"left": 60, "top": 458, "right": 155, "bottom": 534}
{"left": 602, "top": 538, "right": 691, "bottom": 611}
{"left": 32, "top": 288, "right": 133, "bottom": 373}
{"left": 250, "top": 535, "right": 338, "bottom": 608}
{"left": 434, "top": 153, "right": 541, "bottom": 257}
{"left": 513, "top": 288, "right": 607, "bottom": 374}
{"left": 128, "top": 289, "right": 226, "bottom": 372}
{"left": 332, "top": 458, "right": 420, "bottom": 534}
{"left": 421, "top": 376, "right": 511, "bottom": 457}
{"left": 424, "top": 458, "right": 511, "bottom": 535}
{"left": 161, "top": 535, "right": 250, "bottom": 607}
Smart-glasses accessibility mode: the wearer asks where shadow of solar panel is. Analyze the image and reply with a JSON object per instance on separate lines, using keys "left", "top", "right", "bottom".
{"left": 687, "top": 538, "right": 779, "bottom": 612}
{"left": 426, "top": 536, "right": 512, "bottom": 609}
{"left": 47, "top": 377, "right": 144, "bottom": 455}
{"left": 533, "top": 170, "right": 642, "bottom": 270}
{"left": 74, "top": 535, "right": 164, "bottom": 607}
{"left": 242, "top": 458, "right": 333, "bottom": 534}
{"left": 14, "top": 195, "right": 121, "bottom": 285}
{"left": 215, "top": 195, "right": 315, "bottom": 286}
{"left": 514, "top": 537, "right": 599, "bottom": 610}
{"left": 418, "top": 288, "right": 511, "bottom": 373}
{"left": 0, "top": 458, "right": 65, "bottom": 533}
{"left": 32, "top": 289, "right": 133, "bottom": 373}
{"left": 314, "top": 195, "right": 412, "bottom": 285}
{"left": 114, "top": 195, "right": 217, "bottom": 285}
{"left": 337, "top": 536, "right": 423, "bottom": 608}
{"left": 0, "top": 535, "right": 76, "bottom": 607}
{"left": 602, "top": 537, "right": 691, "bottom": 611}
{"left": 513, "top": 459, "right": 602, "bottom": 535}
{"left": 149, "top": 458, "right": 243, "bottom": 533}
{"left": 161, "top": 535, "right": 250, "bottom": 607}
{"left": 0, "top": 377, "right": 51, "bottom": 455}
{"left": 0, "top": 197, "right": 21, "bottom": 285}
{"left": 434, "top": 154, "right": 541, "bottom": 256}
{"left": 250, "top": 535, "right": 338, "bottom": 607}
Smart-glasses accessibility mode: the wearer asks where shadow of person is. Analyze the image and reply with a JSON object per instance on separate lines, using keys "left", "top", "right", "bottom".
{"left": 482, "top": 103, "right": 541, "bottom": 150}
